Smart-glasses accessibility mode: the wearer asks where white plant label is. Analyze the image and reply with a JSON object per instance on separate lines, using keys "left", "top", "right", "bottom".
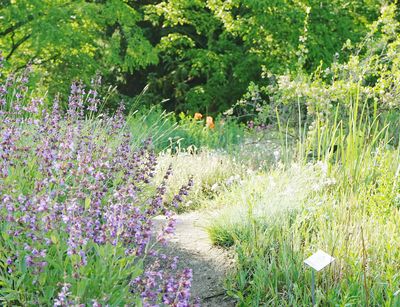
{"left": 304, "top": 250, "right": 335, "bottom": 271}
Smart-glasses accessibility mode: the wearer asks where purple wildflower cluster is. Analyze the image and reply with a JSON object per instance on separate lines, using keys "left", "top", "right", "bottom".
{"left": 134, "top": 265, "right": 196, "bottom": 307}
{"left": 0, "top": 55, "right": 196, "bottom": 306}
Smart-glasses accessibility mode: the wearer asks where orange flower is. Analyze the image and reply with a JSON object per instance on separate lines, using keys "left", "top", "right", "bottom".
{"left": 206, "top": 116, "right": 215, "bottom": 129}
{"left": 194, "top": 112, "right": 203, "bottom": 120}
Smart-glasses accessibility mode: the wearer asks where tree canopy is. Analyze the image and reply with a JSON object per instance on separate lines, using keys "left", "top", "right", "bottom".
{"left": 0, "top": 0, "right": 381, "bottom": 113}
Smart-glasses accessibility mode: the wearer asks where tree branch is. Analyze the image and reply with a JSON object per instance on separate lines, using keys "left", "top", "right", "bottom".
{"left": 0, "top": 1, "right": 75, "bottom": 37}
{"left": 0, "top": 19, "right": 31, "bottom": 37}
{"left": 6, "top": 33, "right": 31, "bottom": 61}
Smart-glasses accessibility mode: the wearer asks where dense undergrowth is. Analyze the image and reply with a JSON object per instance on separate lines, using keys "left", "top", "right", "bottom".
{"left": 127, "top": 108, "right": 245, "bottom": 153}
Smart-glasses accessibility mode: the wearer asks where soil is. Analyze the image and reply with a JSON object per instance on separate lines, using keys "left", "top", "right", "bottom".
{"left": 153, "top": 211, "right": 236, "bottom": 307}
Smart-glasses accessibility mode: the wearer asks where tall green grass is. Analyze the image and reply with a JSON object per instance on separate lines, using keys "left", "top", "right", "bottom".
{"left": 126, "top": 107, "right": 245, "bottom": 153}
{"left": 155, "top": 150, "right": 245, "bottom": 213}
{"left": 207, "top": 98, "right": 400, "bottom": 305}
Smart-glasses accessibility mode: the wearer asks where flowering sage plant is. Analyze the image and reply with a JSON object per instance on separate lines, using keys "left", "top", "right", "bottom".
{"left": 0, "top": 52, "right": 195, "bottom": 306}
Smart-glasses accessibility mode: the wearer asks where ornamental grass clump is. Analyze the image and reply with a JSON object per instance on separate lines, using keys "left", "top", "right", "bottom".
{"left": 0, "top": 53, "right": 195, "bottom": 306}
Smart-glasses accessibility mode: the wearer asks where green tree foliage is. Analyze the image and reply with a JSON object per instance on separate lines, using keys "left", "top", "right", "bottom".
{"left": 0, "top": 0, "right": 157, "bottom": 96}
{"left": 132, "top": 0, "right": 380, "bottom": 113}
{"left": 140, "top": 0, "right": 262, "bottom": 113}
{"left": 232, "top": 3, "right": 400, "bottom": 150}
{"left": 262, "top": 4, "right": 400, "bottom": 121}
{"left": 0, "top": 0, "right": 381, "bottom": 113}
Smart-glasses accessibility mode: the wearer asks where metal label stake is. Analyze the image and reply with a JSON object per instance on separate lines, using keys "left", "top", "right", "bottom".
{"left": 304, "top": 250, "right": 335, "bottom": 306}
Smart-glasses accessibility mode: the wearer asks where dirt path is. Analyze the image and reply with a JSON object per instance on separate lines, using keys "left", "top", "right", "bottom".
{"left": 154, "top": 211, "right": 236, "bottom": 306}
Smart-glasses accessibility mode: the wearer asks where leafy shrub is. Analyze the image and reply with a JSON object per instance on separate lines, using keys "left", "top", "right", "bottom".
{"left": 172, "top": 112, "right": 245, "bottom": 152}
{"left": 0, "top": 55, "right": 196, "bottom": 306}
{"left": 237, "top": 3, "right": 400, "bottom": 145}
{"left": 128, "top": 107, "right": 246, "bottom": 153}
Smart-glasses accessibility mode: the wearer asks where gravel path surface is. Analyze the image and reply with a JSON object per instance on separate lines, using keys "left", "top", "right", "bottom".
{"left": 154, "top": 211, "right": 236, "bottom": 306}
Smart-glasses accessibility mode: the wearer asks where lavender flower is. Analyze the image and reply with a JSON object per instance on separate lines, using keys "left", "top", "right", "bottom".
{"left": 54, "top": 283, "right": 72, "bottom": 306}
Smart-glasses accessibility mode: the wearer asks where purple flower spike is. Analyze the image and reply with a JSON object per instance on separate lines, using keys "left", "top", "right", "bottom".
{"left": 0, "top": 60, "right": 195, "bottom": 306}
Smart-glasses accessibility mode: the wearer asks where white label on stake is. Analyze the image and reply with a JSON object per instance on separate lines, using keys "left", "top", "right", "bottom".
{"left": 304, "top": 250, "right": 335, "bottom": 271}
